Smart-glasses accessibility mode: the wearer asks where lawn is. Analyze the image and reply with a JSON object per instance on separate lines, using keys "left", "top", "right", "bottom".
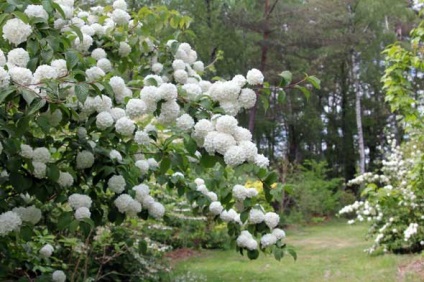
{"left": 170, "top": 220, "right": 424, "bottom": 282}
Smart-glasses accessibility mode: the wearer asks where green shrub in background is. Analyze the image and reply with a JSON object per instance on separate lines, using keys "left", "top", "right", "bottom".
{"left": 282, "top": 160, "right": 346, "bottom": 224}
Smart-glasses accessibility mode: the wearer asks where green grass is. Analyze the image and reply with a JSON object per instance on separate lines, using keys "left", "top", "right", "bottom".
{"left": 170, "top": 220, "right": 423, "bottom": 282}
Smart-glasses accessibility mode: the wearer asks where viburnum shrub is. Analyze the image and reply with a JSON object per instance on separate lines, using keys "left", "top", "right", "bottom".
{"left": 339, "top": 13, "right": 424, "bottom": 255}
{"left": 339, "top": 138, "right": 424, "bottom": 254}
{"left": 0, "top": 0, "right": 317, "bottom": 280}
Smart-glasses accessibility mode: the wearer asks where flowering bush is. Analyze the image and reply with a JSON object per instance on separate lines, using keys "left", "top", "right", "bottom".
{"left": 339, "top": 138, "right": 424, "bottom": 253}
{"left": 0, "top": 0, "right": 305, "bottom": 280}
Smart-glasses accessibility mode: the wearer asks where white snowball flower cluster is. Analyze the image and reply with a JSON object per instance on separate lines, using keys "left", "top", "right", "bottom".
{"left": 7, "top": 48, "right": 30, "bottom": 68}
{"left": 68, "top": 193, "right": 92, "bottom": 221}
{"left": 126, "top": 98, "right": 147, "bottom": 119}
{"left": 209, "top": 201, "right": 224, "bottom": 215}
{"left": 96, "top": 111, "right": 114, "bottom": 129}
{"left": 0, "top": 211, "right": 22, "bottom": 236}
{"left": 33, "top": 65, "right": 58, "bottom": 83}
{"left": 246, "top": 68, "right": 264, "bottom": 85}
{"left": 52, "top": 270, "right": 66, "bottom": 282}
{"left": 33, "top": 162, "right": 47, "bottom": 179}
{"left": 115, "top": 116, "right": 135, "bottom": 136}
{"left": 57, "top": 171, "right": 74, "bottom": 188}
{"left": 0, "top": 67, "right": 10, "bottom": 88}
{"left": 260, "top": 233, "right": 277, "bottom": 248}
{"left": 12, "top": 206, "right": 42, "bottom": 225}
{"left": 220, "top": 209, "right": 238, "bottom": 222}
{"left": 20, "top": 144, "right": 34, "bottom": 159}
{"left": 249, "top": 208, "right": 265, "bottom": 224}
{"left": 232, "top": 185, "right": 258, "bottom": 201}
{"left": 2, "top": 18, "right": 33, "bottom": 46}
{"left": 40, "top": 244, "right": 54, "bottom": 258}
{"left": 68, "top": 194, "right": 92, "bottom": 210}
{"left": 85, "top": 66, "right": 105, "bottom": 82}
{"left": 75, "top": 207, "right": 91, "bottom": 221}
{"left": 272, "top": 228, "right": 286, "bottom": 240}
{"left": 24, "top": 5, "right": 49, "bottom": 20}
{"left": 109, "top": 149, "right": 123, "bottom": 162}
{"left": 76, "top": 150, "right": 95, "bottom": 169}
{"left": 264, "top": 212, "right": 280, "bottom": 229}
{"left": 33, "top": 147, "right": 51, "bottom": 163}
{"left": 236, "top": 230, "right": 258, "bottom": 250}
{"left": 74, "top": 34, "right": 93, "bottom": 53}
{"left": 193, "top": 114, "right": 268, "bottom": 167}
{"left": 194, "top": 178, "right": 218, "bottom": 201}
{"left": 134, "top": 130, "right": 151, "bottom": 145}
{"left": 114, "top": 194, "right": 142, "bottom": 216}
{"left": 108, "top": 175, "right": 126, "bottom": 193}
{"left": 176, "top": 113, "right": 195, "bottom": 131}
{"left": 8, "top": 67, "right": 33, "bottom": 85}
{"left": 109, "top": 76, "right": 132, "bottom": 104}
{"left": 111, "top": 8, "right": 130, "bottom": 25}
{"left": 118, "top": 42, "right": 131, "bottom": 57}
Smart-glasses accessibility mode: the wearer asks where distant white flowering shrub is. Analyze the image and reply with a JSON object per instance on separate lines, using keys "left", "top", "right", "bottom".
{"left": 339, "top": 138, "right": 424, "bottom": 254}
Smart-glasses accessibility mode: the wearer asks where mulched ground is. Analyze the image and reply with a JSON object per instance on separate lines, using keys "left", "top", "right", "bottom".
{"left": 164, "top": 248, "right": 201, "bottom": 267}
{"left": 397, "top": 259, "right": 424, "bottom": 281}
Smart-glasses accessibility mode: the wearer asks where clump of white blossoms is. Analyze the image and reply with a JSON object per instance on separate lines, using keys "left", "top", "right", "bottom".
{"left": 57, "top": 172, "right": 74, "bottom": 188}
{"left": 115, "top": 116, "right": 135, "bottom": 136}
{"left": 24, "top": 5, "right": 49, "bottom": 20}
{"left": 2, "top": 18, "right": 33, "bottom": 45}
{"left": 39, "top": 244, "right": 54, "bottom": 258}
{"left": 75, "top": 207, "right": 91, "bottom": 221}
{"left": 68, "top": 194, "right": 92, "bottom": 210}
{"left": 7, "top": 48, "right": 30, "bottom": 68}
{"left": 108, "top": 175, "right": 126, "bottom": 193}
{"left": 249, "top": 208, "right": 265, "bottom": 224}
{"left": 12, "top": 206, "right": 42, "bottom": 225}
{"left": 236, "top": 230, "right": 258, "bottom": 250}
{"left": 246, "top": 68, "right": 264, "bottom": 85}
{"left": 0, "top": 211, "right": 22, "bottom": 236}
{"left": 52, "top": 270, "right": 66, "bottom": 282}
{"left": 76, "top": 150, "right": 95, "bottom": 169}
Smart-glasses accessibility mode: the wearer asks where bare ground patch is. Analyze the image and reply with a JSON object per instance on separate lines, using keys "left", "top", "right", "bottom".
{"left": 397, "top": 259, "right": 424, "bottom": 282}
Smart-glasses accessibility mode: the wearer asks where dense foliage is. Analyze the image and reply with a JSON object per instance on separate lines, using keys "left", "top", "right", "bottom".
{"left": 0, "top": 0, "right": 320, "bottom": 280}
{"left": 340, "top": 12, "right": 424, "bottom": 254}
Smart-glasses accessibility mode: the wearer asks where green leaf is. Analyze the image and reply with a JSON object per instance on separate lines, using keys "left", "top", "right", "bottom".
{"left": 12, "top": 11, "right": 29, "bottom": 23}
{"left": 273, "top": 247, "right": 283, "bottom": 261}
{"left": 51, "top": 1, "right": 66, "bottom": 18}
{"left": 279, "top": 71, "right": 292, "bottom": 87}
{"left": 42, "top": 0, "right": 53, "bottom": 13}
{"left": 70, "top": 25, "right": 84, "bottom": 42}
{"left": 277, "top": 90, "right": 286, "bottom": 104}
{"left": 200, "top": 154, "right": 218, "bottom": 168}
{"left": 20, "top": 225, "right": 34, "bottom": 241}
{"left": 138, "top": 239, "right": 148, "bottom": 254}
{"left": 159, "top": 157, "right": 171, "bottom": 174}
{"left": 27, "top": 98, "right": 46, "bottom": 115}
{"left": 260, "top": 94, "right": 270, "bottom": 113}
{"left": 65, "top": 50, "right": 79, "bottom": 69}
{"left": 247, "top": 249, "right": 259, "bottom": 260}
{"left": 264, "top": 171, "right": 279, "bottom": 185}
{"left": 0, "top": 86, "right": 16, "bottom": 104}
{"left": 287, "top": 248, "right": 297, "bottom": 261}
{"left": 294, "top": 85, "right": 310, "bottom": 100}
{"left": 307, "top": 76, "right": 321, "bottom": 89}
{"left": 57, "top": 212, "right": 73, "bottom": 231}
{"left": 183, "top": 136, "right": 197, "bottom": 155}
{"left": 75, "top": 83, "right": 89, "bottom": 103}
{"left": 47, "top": 164, "right": 60, "bottom": 182}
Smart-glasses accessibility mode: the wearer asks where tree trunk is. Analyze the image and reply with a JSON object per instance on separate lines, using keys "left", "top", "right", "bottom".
{"left": 248, "top": 0, "right": 271, "bottom": 133}
{"left": 352, "top": 51, "right": 366, "bottom": 174}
